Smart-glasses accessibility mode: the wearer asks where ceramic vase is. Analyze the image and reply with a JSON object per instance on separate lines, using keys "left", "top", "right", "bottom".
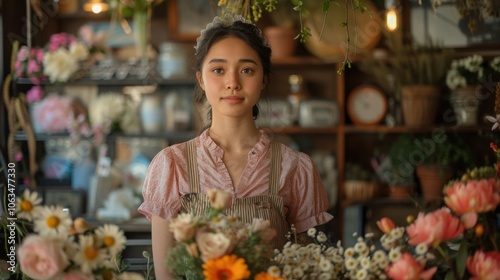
{"left": 450, "top": 85, "right": 481, "bottom": 126}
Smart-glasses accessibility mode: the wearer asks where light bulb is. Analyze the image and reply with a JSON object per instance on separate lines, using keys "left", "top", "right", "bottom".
{"left": 83, "top": 0, "right": 109, "bottom": 14}
{"left": 386, "top": 9, "right": 398, "bottom": 31}
{"left": 91, "top": 4, "right": 103, "bottom": 14}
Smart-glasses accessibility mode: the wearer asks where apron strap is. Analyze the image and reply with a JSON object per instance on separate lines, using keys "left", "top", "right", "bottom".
{"left": 269, "top": 142, "right": 282, "bottom": 195}
{"left": 186, "top": 138, "right": 201, "bottom": 193}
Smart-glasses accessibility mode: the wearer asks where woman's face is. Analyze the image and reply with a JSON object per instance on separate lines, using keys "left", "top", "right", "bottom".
{"left": 196, "top": 36, "right": 266, "bottom": 120}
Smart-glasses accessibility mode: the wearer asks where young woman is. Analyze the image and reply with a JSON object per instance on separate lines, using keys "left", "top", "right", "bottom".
{"left": 138, "top": 14, "right": 333, "bottom": 279}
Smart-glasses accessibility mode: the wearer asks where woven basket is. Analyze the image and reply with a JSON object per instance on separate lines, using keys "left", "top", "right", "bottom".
{"left": 344, "top": 180, "right": 379, "bottom": 202}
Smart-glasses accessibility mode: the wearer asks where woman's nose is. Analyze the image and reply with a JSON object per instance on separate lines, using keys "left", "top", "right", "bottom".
{"left": 225, "top": 72, "right": 241, "bottom": 90}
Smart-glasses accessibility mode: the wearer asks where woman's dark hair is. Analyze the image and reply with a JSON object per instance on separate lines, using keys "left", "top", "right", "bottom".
{"left": 192, "top": 19, "right": 272, "bottom": 129}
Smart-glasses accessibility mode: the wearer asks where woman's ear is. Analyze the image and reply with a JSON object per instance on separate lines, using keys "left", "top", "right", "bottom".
{"left": 262, "top": 76, "right": 268, "bottom": 90}
{"left": 196, "top": 71, "right": 205, "bottom": 90}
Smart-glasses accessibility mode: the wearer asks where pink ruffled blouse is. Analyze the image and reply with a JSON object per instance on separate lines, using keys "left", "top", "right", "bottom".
{"left": 138, "top": 129, "right": 333, "bottom": 233}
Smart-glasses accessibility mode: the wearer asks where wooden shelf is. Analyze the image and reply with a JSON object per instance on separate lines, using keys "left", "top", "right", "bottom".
{"left": 15, "top": 131, "right": 196, "bottom": 142}
{"left": 15, "top": 77, "right": 196, "bottom": 87}
{"left": 344, "top": 124, "right": 493, "bottom": 134}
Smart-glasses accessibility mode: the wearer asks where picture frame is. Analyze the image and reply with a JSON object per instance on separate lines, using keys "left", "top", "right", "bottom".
{"left": 167, "top": 0, "right": 218, "bottom": 41}
{"left": 44, "top": 187, "right": 86, "bottom": 217}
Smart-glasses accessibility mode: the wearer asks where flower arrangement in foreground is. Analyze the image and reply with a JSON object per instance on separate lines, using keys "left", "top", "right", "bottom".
{"left": 267, "top": 149, "right": 500, "bottom": 279}
{"left": 166, "top": 189, "right": 282, "bottom": 280}
{"left": 8, "top": 189, "right": 143, "bottom": 279}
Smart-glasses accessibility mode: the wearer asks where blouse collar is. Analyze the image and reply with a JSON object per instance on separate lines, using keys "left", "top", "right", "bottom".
{"left": 199, "top": 128, "right": 273, "bottom": 158}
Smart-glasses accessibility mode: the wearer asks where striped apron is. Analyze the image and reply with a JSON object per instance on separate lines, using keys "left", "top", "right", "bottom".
{"left": 179, "top": 138, "right": 290, "bottom": 249}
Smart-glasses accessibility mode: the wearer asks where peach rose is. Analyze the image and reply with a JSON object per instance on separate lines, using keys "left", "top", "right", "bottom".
{"left": 249, "top": 218, "right": 277, "bottom": 242}
{"left": 406, "top": 208, "right": 464, "bottom": 247}
{"left": 206, "top": 189, "right": 232, "bottom": 210}
{"left": 196, "top": 231, "right": 233, "bottom": 262}
{"left": 444, "top": 179, "right": 500, "bottom": 214}
{"left": 18, "top": 235, "right": 69, "bottom": 280}
{"left": 467, "top": 250, "right": 500, "bottom": 280}
{"left": 170, "top": 213, "right": 198, "bottom": 242}
{"left": 386, "top": 253, "right": 437, "bottom": 280}
{"left": 377, "top": 217, "right": 396, "bottom": 234}
{"left": 62, "top": 271, "right": 94, "bottom": 280}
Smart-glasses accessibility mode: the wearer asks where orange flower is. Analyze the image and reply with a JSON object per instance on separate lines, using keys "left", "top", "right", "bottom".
{"left": 467, "top": 250, "right": 500, "bottom": 280}
{"left": 406, "top": 208, "right": 464, "bottom": 247}
{"left": 207, "top": 189, "right": 233, "bottom": 210}
{"left": 254, "top": 272, "right": 283, "bottom": 280}
{"left": 203, "top": 254, "right": 250, "bottom": 280}
{"left": 385, "top": 253, "right": 437, "bottom": 280}
{"left": 377, "top": 217, "right": 396, "bottom": 234}
{"left": 444, "top": 179, "right": 500, "bottom": 214}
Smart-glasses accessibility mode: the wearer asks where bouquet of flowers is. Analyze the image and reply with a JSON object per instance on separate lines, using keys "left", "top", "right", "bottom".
{"left": 6, "top": 189, "right": 142, "bottom": 279}
{"left": 43, "top": 32, "right": 89, "bottom": 83}
{"left": 166, "top": 189, "right": 281, "bottom": 280}
{"left": 13, "top": 45, "right": 46, "bottom": 85}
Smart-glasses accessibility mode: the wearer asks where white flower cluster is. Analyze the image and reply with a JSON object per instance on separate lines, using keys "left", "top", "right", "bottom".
{"left": 446, "top": 54, "right": 484, "bottom": 90}
{"left": 43, "top": 41, "right": 89, "bottom": 83}
{"left": 490, "top": 56, "right": 500, "bottom": 74}
{"left": 271, "top": 229, "right": 390, "bottom": 280}
{"left": 89, "top": 92, "right": 139, "bottom": 134}
{"left": 380, "top": 226, "right": 435, "bottom": 267}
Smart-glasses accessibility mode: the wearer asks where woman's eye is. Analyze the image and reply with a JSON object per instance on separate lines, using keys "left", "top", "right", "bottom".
{"left": 241, "top": 68, "right": 254, "bottom": 74}
{"left": 212, "top": 68, "right": 223, "bottom": 74}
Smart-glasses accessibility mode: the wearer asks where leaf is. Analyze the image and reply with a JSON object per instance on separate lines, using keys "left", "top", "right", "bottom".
{"left": 444, "top": 271, "right": 455, "bottom": 280}
{"left": 456, "top": 238, "right": 468, "bottom": 278}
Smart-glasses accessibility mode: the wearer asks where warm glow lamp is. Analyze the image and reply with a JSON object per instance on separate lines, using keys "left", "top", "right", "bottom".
{"left": 83, "top": 0, "right": 109, "bottom": 14}
{"left": 385, "top": 0, "right": 398, "bottom": 31}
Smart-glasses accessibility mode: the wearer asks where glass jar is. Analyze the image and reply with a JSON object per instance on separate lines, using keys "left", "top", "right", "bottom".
{"left": 157, "top": 42, "right": 187, "bottom": 79}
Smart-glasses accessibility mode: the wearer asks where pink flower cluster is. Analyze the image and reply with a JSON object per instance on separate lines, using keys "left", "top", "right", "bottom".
{"left": 47, "top": 32, "right": 76, "bottom": 52}
{"left": 14, "top": 46, "right": 46, "bottom": 85}
{"left": 377, "top": 174, "right": 500, "bottom": 280}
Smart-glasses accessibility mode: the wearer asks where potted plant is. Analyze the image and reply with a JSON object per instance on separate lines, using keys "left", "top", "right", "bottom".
{"left": 372, "top": 134, "right": 418, "bottom": 199}
{"left": 358, "top": 28, "right": 453, "bottom": 127}
{"left": 344, "top": 162, "right": 381, "bottom": 202}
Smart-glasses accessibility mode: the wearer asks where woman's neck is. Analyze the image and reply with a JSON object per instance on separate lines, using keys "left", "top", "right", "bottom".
{"left": 208, "top": 120, "right": 261, "bottom": 152}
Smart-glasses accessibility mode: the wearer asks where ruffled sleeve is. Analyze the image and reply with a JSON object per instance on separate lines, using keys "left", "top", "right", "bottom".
{"left": 138, "top": 147, "right": 182, "bottom": 220}
{"left": 285, "top": 151, "right": 333, "bottom": 233}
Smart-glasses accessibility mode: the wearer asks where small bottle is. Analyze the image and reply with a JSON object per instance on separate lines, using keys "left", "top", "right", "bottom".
{"left": 287, "top": 74, "right": 308, "bottom": 125}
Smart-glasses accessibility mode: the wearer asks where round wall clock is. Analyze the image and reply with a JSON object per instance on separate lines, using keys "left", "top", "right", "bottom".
{"left": 347, "top": 85, "right": 388, "bottom": 126}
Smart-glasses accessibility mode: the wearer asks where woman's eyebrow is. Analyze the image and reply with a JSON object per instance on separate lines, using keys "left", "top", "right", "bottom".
{"left": 207, "top": 58, "right": 258, "bottom": 65}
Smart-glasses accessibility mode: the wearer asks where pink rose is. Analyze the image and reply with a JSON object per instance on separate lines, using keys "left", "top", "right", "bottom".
{"left": 49, "top": 33, "right": 75, "bottom": 51}
{"left": 18, "top": 235, "right": 69, "bottom": 280}
{"left": 444, "top": 179, "right": 500, "bottom": 214}
{"left": 169, "top": 213, "right": 198, "bottom": 242}
{"left": 248, "top": 218, "right": 277, "bottom": 242}
{"left": 467, "top": 250, "right": 500, "bottom": 280}
{"left": 206, "top": 189, "right": 232, "bottom": 210}
{"left": 386, "top": 253, "right": 437, "bottom": 280}
{"left": 62, "top": 271, "right": 94, "bottom": 280}
{"left": 406, "top": 207, "right": 464, "bottom": 247}
{"left": 26, "top": 86, "right": 44, "bottom": 103}
{"left": 377, "top": 217, "right": 396, "bottom": 234}
{"left": 196, "top": 231, "right": 234, "bottom": 262}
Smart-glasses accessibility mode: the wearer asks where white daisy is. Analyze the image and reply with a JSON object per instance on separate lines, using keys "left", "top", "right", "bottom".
{"left": 307, "top": 227, "right": 317, "bottom": 237}
{"left": 95, "top": 224, "right": 126, "bottom": 256}
{"left": 15, "top": 189, "right": 42, "bottom": 221}
{"left": 267, "top": 265, "right": 281, "bottom": 277}
{"left": 415, "top": 243, "right": 428, "bottom": 255}
{"left": 73, "top": 235, "right": 109, "bottom": 274}
{"left": 34, "top": 205, "right": 72, "bottom": 239}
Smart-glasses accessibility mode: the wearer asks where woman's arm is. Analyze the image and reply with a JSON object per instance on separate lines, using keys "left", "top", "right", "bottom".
{"left": 151, "top": 215, "right": 174, "bottom": 280}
